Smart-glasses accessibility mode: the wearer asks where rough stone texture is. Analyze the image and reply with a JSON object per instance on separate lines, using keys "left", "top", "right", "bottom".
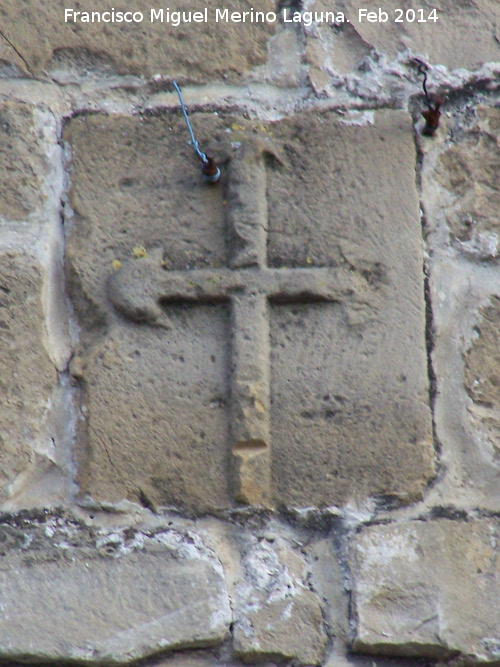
{"left": 66, "top": 111, "right": 231, "bottom": 511}
{"left": 0, "top": 252, "right": 58, "bottom": 504}
{"left": 433, "top": 107, "right": 500, "bottom": 258}
{"left": 233, "top": 536, "right": 327, "bottom": 664}
{"left": 1, "top": 3, "right": 499, "bottom": 663}
{"left": 143, "top": 658, "right": 246, "bottom": 667}
{"left": 420, "top": 105, "right": 500, "bottom": 508}
{"left": 0, "top": 0, "right": 275, "bottom": 81}
{"left": 304, "top": 0, "right": 500, "bottom": 83}
{"left": 464, "top": 296, "right": 500, "bottom": 460}
{"left": 0, "top": 102, "right": 47, "bottom": 221}
{"left": 0, "top": 515, "right": 231, "bottom": 664}
{"left": 266, "top": 111, "right": 433, "bottom": 508}
{"left": 349, "top": 519, "right": 500, "bottom": 662}
{"left": 323, "top": 654, "right": 437, "bottom": 667}
{"left": 66, "top": 109, "right": 433, "bottom": 511}
{"left": 308, "top": 536, "right": 350, "bottom": 649}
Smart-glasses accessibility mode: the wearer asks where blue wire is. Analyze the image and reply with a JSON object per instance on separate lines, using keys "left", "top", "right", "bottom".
{"left": 173, "top": 81, "right": 208, "bottom": 164}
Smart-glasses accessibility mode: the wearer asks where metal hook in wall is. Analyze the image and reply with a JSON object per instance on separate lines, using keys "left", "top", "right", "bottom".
{"left": 172, "top": 81, "right": 221, "bottom": 183}
{"left": 416, "top": 59, "right": 432, "bottom": 109}
{"left": 415, "top": 60, "right": 441, "bottom": 136}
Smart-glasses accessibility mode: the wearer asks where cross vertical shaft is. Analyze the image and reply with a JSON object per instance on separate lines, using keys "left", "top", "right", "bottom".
{"left": 231, "top": 294, "right": 270, "bottom": 504}
{"left": 226, "top": 146, "right": 268, "bottom": 269}
{"left": 226, "top": 148, "right": 271, "bottom": 505}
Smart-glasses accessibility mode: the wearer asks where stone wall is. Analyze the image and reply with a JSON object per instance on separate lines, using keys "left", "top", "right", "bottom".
{"left": 0, "top": 2, "right": 499, "bottom": 665}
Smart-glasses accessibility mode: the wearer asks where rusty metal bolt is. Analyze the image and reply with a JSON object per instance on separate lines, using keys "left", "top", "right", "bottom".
{"left": 202, "top": 154, "right": 221, "bottom": 184}
{"left": 422, "top": 100, "right": 442, "bottom": 136}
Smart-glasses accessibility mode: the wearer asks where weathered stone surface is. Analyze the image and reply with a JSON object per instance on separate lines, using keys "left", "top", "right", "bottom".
{"left": 433, "top": 108, "right": 500, "bottom": 259}
{"left": 324, "top": 652, "right": 437, "bottom": 667}
{"left": 304, "top": 0, "right": 500, "bottom": 81}
{"left": 262, "top": 25, "right": 306, "bottom": 87}
{"left": 66, "top": 109, "right": 433, "bottom": 511}
{"left": 419, "top": 105, "right": 500, "bottom": 507}
{"left": 422, "top": 262, "right": 500, "bottom": 508}
{"left": 233, "top": 536, "right": 327, "bottom": 664}
{"left": 307, "top": 537, "right": 350, "bottom": 648}
{"left": 149, "top": 657, "right": 245, "bottom": 667}
{"left": 0, "top": 252, "right": 58, "bottom": 504}
{"left": 0, "top": 102, "right": 47, "bottom": 221}
{"left": 349, "top": 519, "right": 500, "bottom": 662}
{"left": 267, "top": 111, "right": 433, "bottom": 507}
{"left": 0, "top": 0, "right": 275, "bottom": 81}
{"left": 464, "top": 296, "right": 500, "bottom": 457}
{"left": 66, "top": 112, "right": 230, "bottom": 511}
{"left": 0, "top": 515, "right": 231, "bottom": 663}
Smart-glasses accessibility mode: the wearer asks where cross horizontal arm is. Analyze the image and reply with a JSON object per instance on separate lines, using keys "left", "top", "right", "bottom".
{"left": 156, "top": 267, "right": 356, "bottom": 302}
{"left": 109, "top": 255, "right": 360, "bottom": 326}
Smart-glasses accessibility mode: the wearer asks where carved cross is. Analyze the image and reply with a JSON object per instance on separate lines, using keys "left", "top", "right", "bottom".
{"left": 109, "top": 137, "right": 371, "bottom": 507}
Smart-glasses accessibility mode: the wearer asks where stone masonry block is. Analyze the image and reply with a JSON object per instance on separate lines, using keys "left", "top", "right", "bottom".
{"left": 265, "top": 111, "right": 433, "bottom": 507}
{"left": 464, "top": 295, "right": 500, "bottom": 457}
{"left": 233, "top": 536, "right": 327, "bottom": 664}
{"left": 434, "top": 108, "right": 500, "bottom": 258}
{"left": 66, "top": 109, "right": 433, "bottom": 511}
{"left": 349, "top": 519, "right": 500, "bottom": 662}
{"left": 0, "top": 515, "right": 230, "bottom": 663}
{"left": 420, "top": 106, "right": 500, "bottom": 506}
{"left": 0, "top": 0, "right": 275, "bottom": 81}
{"left": 0, "top": 251, "right": 57, "bottom": 504}
{"left": 66, "top": 111, "right": 231, "bottom": 511}
{"left": 306, "top": 0, "right": 500, "bottom": 78}
{"left": 0, "top": 102, "right": 48, "bottom": 222}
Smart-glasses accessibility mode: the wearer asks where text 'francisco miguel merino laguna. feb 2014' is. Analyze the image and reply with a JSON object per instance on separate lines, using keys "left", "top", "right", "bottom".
{"left": 63, "top": 7, "right": 354, "bottom": 26}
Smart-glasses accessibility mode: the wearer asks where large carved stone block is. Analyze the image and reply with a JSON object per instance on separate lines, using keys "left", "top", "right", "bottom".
{"left": 66, "top": 109, "right": 433, "bottom": 511}
{"left": 306, "top": 0, "right": 500, "bottom": 81}
{"left": 349, "top": 519, "right": 500, "bottom": 662}
{"left": 0, "top": 0, "right": 275, "bottom": 80}
{"left": 0, "top": 517, "right": 231, "bottom": 663}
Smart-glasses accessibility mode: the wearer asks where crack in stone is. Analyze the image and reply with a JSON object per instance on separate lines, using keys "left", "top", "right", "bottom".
{"left": 413, "top": 132, "right": 443, "bottom": 499}
{"left": 0, "top": 28, "right": 33, "bottom": 77}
